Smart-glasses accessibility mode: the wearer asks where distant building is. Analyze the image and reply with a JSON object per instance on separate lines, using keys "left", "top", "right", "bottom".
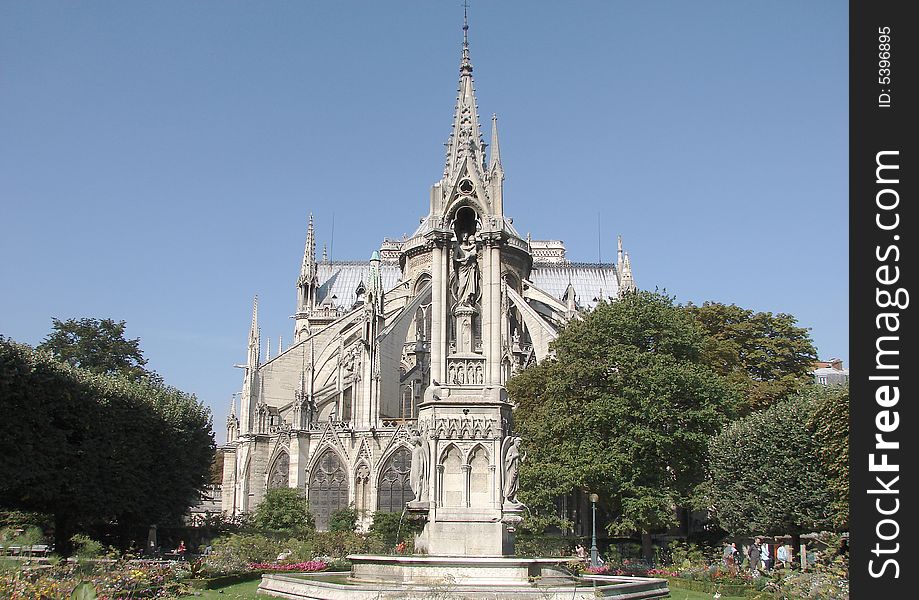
{"left": 813, "top": 358, "right": 848, "bottom": 386}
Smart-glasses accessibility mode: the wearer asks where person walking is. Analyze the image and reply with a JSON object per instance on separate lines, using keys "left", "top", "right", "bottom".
{"left": 760, "top": 540, "right": 772, "bottom": 571}
{"left": 748, "top": 538, "right": 762, "bottom": 573}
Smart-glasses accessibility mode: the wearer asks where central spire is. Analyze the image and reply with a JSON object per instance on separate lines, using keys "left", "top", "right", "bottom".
{"left": 443, "top": 7, "right": 486, "bottom": 182}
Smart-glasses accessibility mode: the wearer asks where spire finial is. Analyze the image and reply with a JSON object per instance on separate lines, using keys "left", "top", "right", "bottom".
{"left": 460, "top": 0, "right": 472, "bottom": 74}
{"left": 443, "top": 0, "right": 485, "bottom": 181}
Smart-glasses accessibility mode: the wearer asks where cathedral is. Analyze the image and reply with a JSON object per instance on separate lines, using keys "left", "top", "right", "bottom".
{"left": 220, "top": 21, "right": 636, "bottom": 533}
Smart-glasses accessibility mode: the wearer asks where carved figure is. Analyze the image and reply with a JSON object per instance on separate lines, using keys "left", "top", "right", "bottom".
{"left": 503, "top": 436, "right": 524, "bottom": 504}
{"left": 454, "top": 233, "right": 479, "bottom": 306}
{"left": 409, "top": 431, "right": 430, "bottom": 502}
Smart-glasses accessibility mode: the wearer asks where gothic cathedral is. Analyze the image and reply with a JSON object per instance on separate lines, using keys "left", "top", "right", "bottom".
{"left": 220, "top": 22, "right": 636, "bottom": 535}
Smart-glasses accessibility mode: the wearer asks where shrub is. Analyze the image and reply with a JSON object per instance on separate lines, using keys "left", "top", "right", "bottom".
{"left": 206, "top": 533, "right": 283, "bottom": 573}
{"left": 70, "top": 534, "right": 104, "bottom": 559}
{"left": 328, "top": 508, "right": 358, "bottom": 533}
{"left": 253, "top": 489, "right": 315, "bottom": 532}
{"left": 367, "top": 511, "right": 421, "bottom": 550}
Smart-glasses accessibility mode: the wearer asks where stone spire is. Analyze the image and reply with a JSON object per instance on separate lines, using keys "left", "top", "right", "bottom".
{"left": 298, "top": 214, "right": 317, "bottom": 293}
{"left": 248, "top": 296, "right": 260, "bottom": 365}
{"left": 489, "top": 113, "right": 503, "bottom": 176}
{"left": 295, "top": 215, "right": 319, "bottom": 342}
{"left": 240, "top": 296, "right": 260, "bottom": 434}
{"left": 619, "top": 251, "right": 636, "bottom": 296}
{"left": 443, "top": 9, "right": 486, "bottom": 182}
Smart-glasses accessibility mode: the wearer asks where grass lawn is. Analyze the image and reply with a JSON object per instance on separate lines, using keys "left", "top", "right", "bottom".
{"left": 179, "top": 579, "right": 261, "bottom": 599}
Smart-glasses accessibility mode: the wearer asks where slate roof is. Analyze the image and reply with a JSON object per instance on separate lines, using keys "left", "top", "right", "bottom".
{"left": 529, "top": 262, "right": 621, "bottom": 309}
{"left": 314, "top": 260, "right": 621, "bottom": 311}
{"left": 315, "top": 262, "right": 403, "bottom": 308}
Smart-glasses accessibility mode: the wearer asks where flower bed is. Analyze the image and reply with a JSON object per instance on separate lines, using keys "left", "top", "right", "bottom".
{"left": 0, "top": 561, "right": 187, "bottom": 599}
{"left": 248, "top": 560, "right": 329, "bottom": 573}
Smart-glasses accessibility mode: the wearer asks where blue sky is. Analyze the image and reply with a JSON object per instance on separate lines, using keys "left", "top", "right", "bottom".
{"left": 0, "top": 1, "right": 847, "bottom": 443}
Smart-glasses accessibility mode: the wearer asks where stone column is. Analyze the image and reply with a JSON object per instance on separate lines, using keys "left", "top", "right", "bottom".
{"left": 489, "top": 243, "right": 502, "bottom": 384}
{"left": 430, "top": 243, "right": 444, "bottom": 384}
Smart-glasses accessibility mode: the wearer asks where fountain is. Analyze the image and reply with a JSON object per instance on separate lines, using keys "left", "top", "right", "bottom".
{"left": 258, "top": 383, "right": 668, "bottom": 599}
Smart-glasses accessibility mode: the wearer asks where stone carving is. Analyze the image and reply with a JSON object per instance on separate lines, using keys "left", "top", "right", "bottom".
{"left": 426, "top": 416, "right": 495, "bottom": 440}
{"left": 502, "top": 437, "right": 524, "bottom": 505}
{"left": 453, "top": 233, "right": 479, "bottom": 307}
{"left": 409, "top": 431, "right": 430, "bottom": 502}
{"left": 447, "top": 357, "right": 485, "bottom": 386}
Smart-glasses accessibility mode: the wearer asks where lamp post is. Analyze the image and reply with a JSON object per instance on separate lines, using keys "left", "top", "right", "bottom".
{"left": 589, "top": 493, "right": 599, "bottom": 568}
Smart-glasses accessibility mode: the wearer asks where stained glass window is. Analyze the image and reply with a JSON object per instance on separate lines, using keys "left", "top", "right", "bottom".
{"left": 308, "top": 450, "right": 349, "bottom": 530}
{"left": 376, "top": 446, "right": 412, "bottom": 513}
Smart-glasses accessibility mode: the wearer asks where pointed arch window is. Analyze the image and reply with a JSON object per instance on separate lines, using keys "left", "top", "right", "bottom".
{"left": 377, "top": 446, "right": 412, "bottom": 513}
{"left": 267, "top": 451, "right": 290, "bottom": 489}
{"left": 308, "top": 450, "right": 349, "bottom": 530}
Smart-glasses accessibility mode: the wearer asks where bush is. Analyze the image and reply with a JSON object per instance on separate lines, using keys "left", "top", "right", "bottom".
{"left": 70, "top": 534, "right": 104, "bottom": 559}
{"left": 328, "top": 508, "right": 357, "bottom": 533}
{"left": 253, "top": 489, "right": 314, "bottom": 532}
{"left": 367, "top": 511, "right": 422, "bottom": 553}
{"left": 206, "top": 534, "right": 283, "bottom": 573}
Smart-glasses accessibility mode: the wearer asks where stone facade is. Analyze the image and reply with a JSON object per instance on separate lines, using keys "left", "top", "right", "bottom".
{"left": 220, "top": 25, "right": 637, "bottom": 536}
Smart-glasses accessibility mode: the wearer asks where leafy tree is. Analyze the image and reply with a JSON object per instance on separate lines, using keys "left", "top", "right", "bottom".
{"left": 253, "top": 488, "right": 314, "bottom": 531}
{"left": 707, "top": 389, "right": 835, "bottom": 552}
{"left": 37, "top": 317, "right": 157, "bottom": 382}
{"left": 328, "top": 507, "right": 358, "bottom": 533}
{"left": 509, "top": 292, "right": 737, "bottom": 560}
{"left": 0, "top": 338, "right": 214, "bottom": 555}
{"left": 684, "top": 302, "right": 817, "bottom": 414}
{"left": 807, "top": 385, "right": 849, "bottom": 530}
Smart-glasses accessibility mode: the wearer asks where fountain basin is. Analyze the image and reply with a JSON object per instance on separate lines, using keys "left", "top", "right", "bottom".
{"left": 257, "top": 556, "right": 670, "bottom": 599}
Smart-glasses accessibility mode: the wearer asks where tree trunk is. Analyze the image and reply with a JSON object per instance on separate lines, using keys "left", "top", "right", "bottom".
{"left": 53, "top": 513, "right": 74, "bottom": 557}
{"left": 642, "top": 531, "right": 654, "bottom": 562}
{"left": 791, "top": 532, "right": 802, "bottom": 569}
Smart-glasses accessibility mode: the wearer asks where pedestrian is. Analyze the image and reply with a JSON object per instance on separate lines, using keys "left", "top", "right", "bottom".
{"left": 723, "top": 542, "right": 734, "bottom": 568}
{"left": 748, "top": 538, "right": 762, "bottom": 573}
{"left": 760, "top": 540, "right": 772, "bottom": 571}
{"left": 575, "top": 543, "right": 588, "bottom": 565}
{"left": 731, "top": 543, "right": 741, "bottom": 570}
{"left": 776, "top": 543, "right": 790, "bottom": 569}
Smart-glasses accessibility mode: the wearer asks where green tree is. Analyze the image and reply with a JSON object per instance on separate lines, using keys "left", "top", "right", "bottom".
{"left": 253, "top": 488, "right": 314, "bottom": 531}
{"left": 37, "top": 317, "right": 156, "bottom": 381}
{"left": 684, "top": 302, "right": 817, "bottom": 414}
{"left": 807, "top": 384, "right": 849, "bottom": 530}
{"left": 0, "top": 338, "right": 214, "bottom": 555}
{"left": 328, "top": 507, "right": 358, "bottom": 532}
{"left": 707, "top": 389, "right": 835, "bottom": 552}
{"left": 509, "top": 292, "right": 737, "bottom": 560}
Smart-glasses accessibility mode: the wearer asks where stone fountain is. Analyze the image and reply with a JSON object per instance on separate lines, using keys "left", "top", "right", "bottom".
{"left": 258, "top": 383, "right": 668, "bottom": 599}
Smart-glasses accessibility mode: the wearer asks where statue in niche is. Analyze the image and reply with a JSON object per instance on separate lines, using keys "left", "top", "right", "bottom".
{"left": 453, "top": 232, "right": 479, "bottom": 307}
{"left": 503, "top": 436, "right": 525, "bottom": 505}
{"left": 409, "top": 431, "right": 430, "bottom": 502}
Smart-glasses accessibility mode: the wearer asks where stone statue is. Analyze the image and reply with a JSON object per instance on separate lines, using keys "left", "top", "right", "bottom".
{"left": 453, "top": 233, "right": 479, "bottom": 307}
{"left": 409, "top": 431, "right": 430, "bottom": 502}
{"left": 503, "top": 436, "right": 524, "bottom": 504}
